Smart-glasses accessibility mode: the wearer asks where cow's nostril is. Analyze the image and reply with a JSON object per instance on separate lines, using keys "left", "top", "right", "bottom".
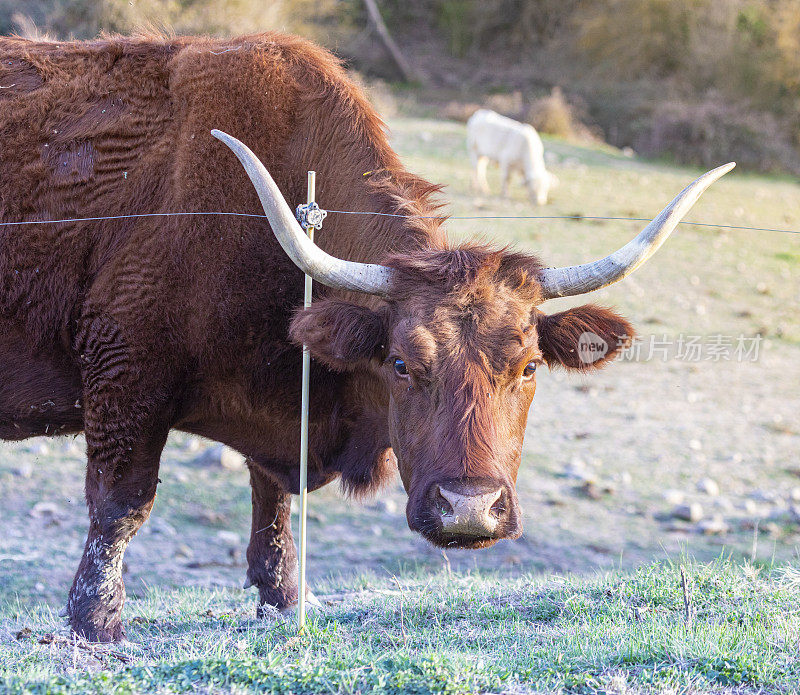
{"left": 434, "top": 486, "right": 454, "bottom": 517}
{"left": 489, "top": 493, "right": 505, "bottom": 518}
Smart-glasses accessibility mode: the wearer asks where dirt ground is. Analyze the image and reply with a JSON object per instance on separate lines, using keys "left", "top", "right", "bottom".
{"left": 1, "top": 116, "right": 798, "bottom": 615}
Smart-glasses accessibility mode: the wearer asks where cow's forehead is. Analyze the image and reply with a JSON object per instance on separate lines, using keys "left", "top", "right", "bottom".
{"left": 392, "top": 282, "right": 539, "bottom": 371}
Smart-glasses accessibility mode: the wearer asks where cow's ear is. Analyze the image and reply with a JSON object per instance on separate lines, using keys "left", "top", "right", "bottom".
{"left": 289, "top": 300, "right": 389, "bottom": 371}
{"left": 536, "top": 305, "right": 634, "bottom": 371}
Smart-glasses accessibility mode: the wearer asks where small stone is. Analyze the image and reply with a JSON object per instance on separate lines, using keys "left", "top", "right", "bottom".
{"left": 617, "top": 471, "right": 632, "bottom": 486}
{"left": 29, "top": 442, "right": 49, "bottom": 456}
{"left": 749, "top": 489, "right": 776, "bottom": 503}
{"left": 712, "top": 497, "right": 733, "bottom": 511}
{"left": 789, "top": 487, "right": 800, "bottom": 502}
{"left": 562, "top": 458, "right": 594, "bottom": 481}
{"left": 30, "top": 501, "right": 63, "bottom": 519}
{"left": 216, "top": 530, "right": 240, "bottom": 546}
{"left": 13, "top": 464, "right": 33, "bottom": 479}
{"left": 374, "top": 499, "right": 398, "bottom": 515}
{"left": 577, "top": 480, "right": 615, "bottom": 499}
{"left": 696, "top": 478, "right": 719, "bottom": 496}
{"left": 689, "top": 439, "right": 702, "bottom": 451}
{"left": 150, "top": 518, "right": 177, "bottom": 537}
{"left": 579, "top": 481, "right": 602, "bottom": 500}
{"left": 740, "top": 499, "right": 759, "bottom": 514}
{"left": 562, "top": 467, "right": 590, "bottom": 481}
{"left": 175, "top": 544, "right": 193, "bottom": 559}
{"left": 663, "top": 489, "right": 685, "bottom": 505}
{"left": 61, "top": 441, "right": 83, "bottom": 457}
{"left": 184, "top": 438, "right": 203, "bottom": 453}
{"left": 763, "top": 522, "right": 781, "bottom": 537}
{"left": 220, "top": 447, "right": 246, "bottom": 470}
{"left": 188, "top": 444, "right": 246, "bottom": 470}
{"left": 198, "top": 510, "right": 225, "bottom": 524}
{"left": 672, "top": 503, "right": 703, "bottom": 522}
{"left": 696, "top": 517, "right": 728, "bottom": 535}
{"left": 187, "top": 446, "right": 217, "bottom": 467}
{"left": 663, "top": 521, "right": 691, "bottom": 533}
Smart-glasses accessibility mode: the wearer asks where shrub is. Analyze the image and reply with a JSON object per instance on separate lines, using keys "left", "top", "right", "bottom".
{"left": 526, "top": 86, "right": 601, "bottom": 142}
{"left": 0, "top": 0, "right": 345, "bottom": 41}
{"left": 440, "top": 101, "right": 480, "bottom": 123}
{"left": 635, "top": 98, "right": 800, "bottom": 175}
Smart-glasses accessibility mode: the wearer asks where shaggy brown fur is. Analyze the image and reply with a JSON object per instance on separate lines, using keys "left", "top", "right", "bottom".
{"left": 0, "top": 32, "right": 632, "bottom": 642}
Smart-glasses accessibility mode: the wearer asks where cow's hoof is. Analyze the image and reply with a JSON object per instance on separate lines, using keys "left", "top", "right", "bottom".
{"left": 69, "top": 620, "right": 125, "bottom": 643}
{"left": 278, "top": 589, "right": 323, "bottom": 617}
{"left": 258, "top": 590, "right": 322, "bottom": 620}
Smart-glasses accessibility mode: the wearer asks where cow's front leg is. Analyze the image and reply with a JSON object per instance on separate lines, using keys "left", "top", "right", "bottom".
{"left": 499, "top": 161, "right": 511, "bottom": 197}
{"left": 245, "top": 462, "right": 299, "bottom": 616}
{"left": 67, "top": 314, "right": 171, "bottom": 641}
{"left": 67, "top": 428, "right": 166, "bottom": 642}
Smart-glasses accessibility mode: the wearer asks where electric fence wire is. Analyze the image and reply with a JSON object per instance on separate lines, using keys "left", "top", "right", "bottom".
{"left": 0, "top": 210, "right": 797, "bottom": 235}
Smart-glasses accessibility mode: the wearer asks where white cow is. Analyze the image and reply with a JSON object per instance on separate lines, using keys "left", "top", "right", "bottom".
{"left": 466, "top": 109, "right": 557, "bottom": 205}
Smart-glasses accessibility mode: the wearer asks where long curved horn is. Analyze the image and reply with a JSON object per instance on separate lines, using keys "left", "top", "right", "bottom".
{"left": 537, "top": 162, "right": 735, "bottom": 299}
{"left": 211, "top": 130, "right": 394, "bottom": 297}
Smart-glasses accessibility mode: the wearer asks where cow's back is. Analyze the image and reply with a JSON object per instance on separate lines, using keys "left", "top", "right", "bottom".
{"left": 0, "top": 34, "right": 309, "bottom": 351}
{"left": 0, "top": 36, "right": 183, "bottom": 346}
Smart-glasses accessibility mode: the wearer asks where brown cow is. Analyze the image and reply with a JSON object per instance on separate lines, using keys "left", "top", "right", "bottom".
{"left": 0, "top": 32, "right": 732, "bottom": 642}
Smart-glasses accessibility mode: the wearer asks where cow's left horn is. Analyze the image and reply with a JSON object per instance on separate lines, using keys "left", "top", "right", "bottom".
{"left": 536, "top": 162, "right": 735, "bottom": 299}
{"left": 211, "top": 130, "right": 394, "bottom": 297}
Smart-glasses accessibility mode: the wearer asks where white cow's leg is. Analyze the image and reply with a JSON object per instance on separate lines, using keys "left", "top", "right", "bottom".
{"left": 476, "top": 156, "right": 491, "bottom": 194}
{"left": 499, "top": 160, "right": 511, "bottom": 197}
{"left": 468, "top": 149, "right": 480, "bottom": 192}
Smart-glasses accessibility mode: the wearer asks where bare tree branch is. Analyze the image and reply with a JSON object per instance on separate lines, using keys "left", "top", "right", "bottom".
{"left": 362, "top": 0, "right": 422, "bottom": 83}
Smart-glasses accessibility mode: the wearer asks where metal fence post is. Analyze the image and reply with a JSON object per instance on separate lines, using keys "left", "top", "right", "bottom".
{"left": 297, "top": 170, "right": 315, "bottom": 633}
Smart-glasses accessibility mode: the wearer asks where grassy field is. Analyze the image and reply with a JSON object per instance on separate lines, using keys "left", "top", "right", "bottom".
{"left": 3, "top": 560, "right": 800, "bottom": 693}
{"left": 1, "top": 115, "right": 799, "bottom": 693}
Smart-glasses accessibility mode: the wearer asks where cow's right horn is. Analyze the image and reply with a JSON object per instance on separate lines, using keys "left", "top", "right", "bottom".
{"left": 536, "top": 162, "right": 735, "bottom": 299}
{"left": 212, "top": 130, "right": 394, "bottom": 297}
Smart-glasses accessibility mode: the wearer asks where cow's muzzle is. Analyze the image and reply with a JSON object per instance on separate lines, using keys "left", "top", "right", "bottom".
{"left": 411, "top": 478, "right": 522, "bottom": 549}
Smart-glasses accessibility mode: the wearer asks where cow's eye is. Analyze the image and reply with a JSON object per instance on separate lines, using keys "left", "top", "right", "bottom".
{"left": 522, "top": 361, "right": 538, "bottom": 378}
{"left": 393, "top": 358, "right": 409, "bottom": 376}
